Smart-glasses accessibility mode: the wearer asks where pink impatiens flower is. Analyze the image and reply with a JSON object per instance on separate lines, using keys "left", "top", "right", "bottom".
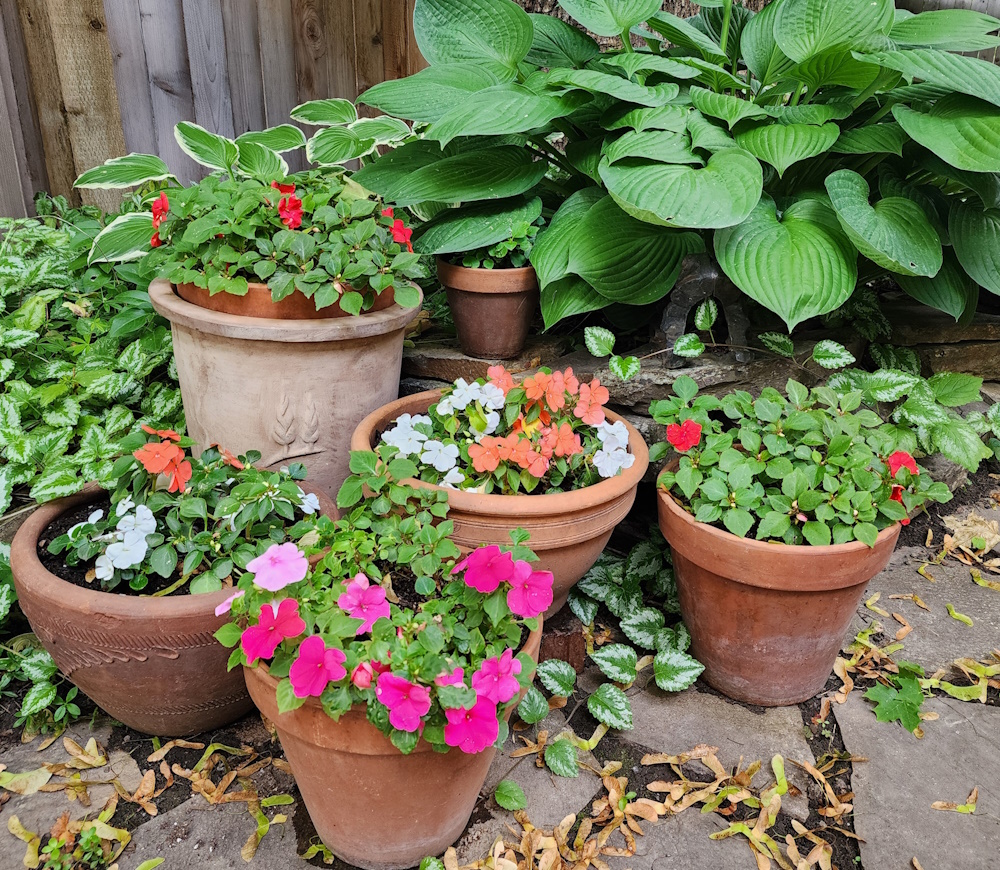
{"left": 337, "top": 573, "right": 391, "bottom": 635}
{"left": 247, "top": 542, "right": 309, "bottom": 592}
{"left": 507, "top": 561, "right": 554, "bottom": 619}
{"left": 434, "top": 667, "right": 465, "bottom": 688}
{"left": 241, "top": 599, "right": 306, "bottom": 664}
{"left": 452, "top": 545, "right": 515, "bottom": 594}
{"left": 375, "top": 674, "right": 431, "bottom": 732}
{"left": 443, "top": 695, "right": 500, "bottom": 754}
{"left": 472, "top": 648, "right": 522, "bottom": 705}
{"left": 351, "top": 661, "right": 375, "bottom": 689}
{"left": 214, "top": 589, "right": 244, "bottom": 617}
{"left": 289, "top": 635, "right": 347, "bottom": 698}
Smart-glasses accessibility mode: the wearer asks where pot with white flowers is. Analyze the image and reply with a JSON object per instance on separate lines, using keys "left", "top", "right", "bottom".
{"left": 350, "top": 365, "right": 649, "bottom": 616}
{"left": 221, "top": 462, "right": 547, "bottom": 870}
{"left": 10, "top": 425, "right": 334, "bottom": 735}
{"left": 76, "top": 109, "right": 424, "bottom": 497}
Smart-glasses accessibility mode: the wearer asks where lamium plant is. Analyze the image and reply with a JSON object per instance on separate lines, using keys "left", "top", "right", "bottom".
{"left": 216, "top": 456, "right": 553, "bottom": 755}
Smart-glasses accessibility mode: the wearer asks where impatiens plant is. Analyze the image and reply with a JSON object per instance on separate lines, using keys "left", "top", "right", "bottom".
{"left": 652, "top": 375, "right": 954, "bottom": 546}
{"left": 75, "top": 115, "right": 424, "bottom": 314}
{"left": 48, "top": 426, "right": 323, "bottom": 594}
{"left": 376, "top": 366, "right": 635, "bottom": 494}
{"left": 216, "top": 455, "right": 552, "bottom": 755}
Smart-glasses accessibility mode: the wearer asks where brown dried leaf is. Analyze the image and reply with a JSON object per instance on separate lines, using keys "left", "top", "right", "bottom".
{"left": 146, "top": 739, "right": 205, "bottom": 763}
{"left": 641, "top": 744, "right": 720, "bottom": 766}
{"left": 866, "top": 593, "right": 890, "bottom": 617}
{"left": 62, "top": 737, "right": 107, "bottom": 770}
{"left": 893, "top": 614, "right": 913, "bottom": 641}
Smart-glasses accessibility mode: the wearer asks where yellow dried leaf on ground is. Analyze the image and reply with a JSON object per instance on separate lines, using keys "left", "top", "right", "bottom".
{"left": 0, "top": 767, "right": 53, "bottom": 795}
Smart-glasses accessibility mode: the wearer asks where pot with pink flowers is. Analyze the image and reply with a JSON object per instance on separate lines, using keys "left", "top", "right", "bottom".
{"left": 218, "top": 460, "right": 547, "bottom": 870}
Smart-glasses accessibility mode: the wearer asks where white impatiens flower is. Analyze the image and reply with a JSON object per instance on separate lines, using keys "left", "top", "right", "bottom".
{"left": 94, "top": 554, "right": 114, "bottom": 582}
{"left": 593, "top": 446, "right": 636, "bottom": 479}
{"left": 381, "top": 421, "right": 428, "bottom": 457}
{"left": 420, "top": 440, "right": 460, "bottom": 472}
{"left": 441, "top": 467, "right": 465, "bottom": 489}
{"left": 105, "top": 529, "right": 148, "bottom": 569}
{"left": 115, "top": 496, "right": 135, "bottom": 517}
{"left": 298, "top": 490, "right": 321, "bottom": 515}
{"left": 117, "top": 504, "right": 156, "bottom": 536}
{"left": 67, "top": 509, "right": 104, "bottom": 540}
{"left": 435, "top": 396, "right": 455, "bottom": 416}
{"left": 596, "top": 420, "right": 630, "bottom": 447}
{"left": 479, "top": 383, "right": 506, "bottom": 410}
{"left": 450, "top": 378, "right": 484, "bottom": 411}
{"left": 470, "top": 410, "right": 501, "bottom": 440}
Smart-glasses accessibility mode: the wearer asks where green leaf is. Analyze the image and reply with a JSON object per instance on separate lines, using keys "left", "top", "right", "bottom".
{"left": 89, "top": 213, "right": 155, "bottom": 264}
{"left": 174, "top": 121, "right": 237, "bottom": 172}
{"left": 544, "top": 738, "right": 579, "bottom": 777}
{"left": 517, "top": 686, "right": 549, "bottom": 725}
{"left": 619, "top": 607, "right": 665, "bottom": 650}
{"left": 494, "top": 780, "right": 527, "bottom": 811}
{"left": 736, "top": 123, "right": 840, "bottom": 178}
{"left": 527, "top": 13, "right": 601, "bottom": 68}
{"left": 928, "top": 372, "right": 983, "bottom": 408}
{"left": 290, "top": 98, "right": 357, "bottom": 126}
{"left": 530, "top": 187, "right": 604, "bottom": 289}
{"left": 587, "top": 683, "right": 633, "bottom": 730}
{"left": 898, "top": 249, "right": 978, "bottom": 321}
{"left": 603, "top": 130, "right": 701, "bottom": 167}
{"left": 415, "top": 196, "right": 542, "bottom": 256}
{"left": 236, "top": 141, "right": 287, "bottom": 182}
{"left": 584, "top": 326, "right": 615, "bottom": 358}
{"left": 893, "top": 95, "right": 1000, "bottom": 174}
{"left": 722, "top": 508, "right": 754, "bottom": 538}
{"left": 306, "top": 127, "right": 373, "bottom": 166}
{"left": 647, "top": 13, "right": 727, "bottom": 65}
{"left": 811, "top": 340, "right": 856, "bottom": 369}
{"left": 773, "top": 0, "right": 894, "bottom": 63}
{"left": 21, "top": 681, "right": 57, "bottom": 717}
{"left": 75, "top": 153, "right": 174, "bottom": 189}
{"left": 609, "top": 355, "right": 641, "bottom": 381}
{"left": 889, "top": 10, "right": 1000, "bottom": 52}
{"left": 19, "top": 650, "right": 57, "bottom": 683}
{"left": 568, "top": 590, "right": 599, "bottom": 626}
{"left": 759, "top": 332, "right": 795, "bottom": 357}
{"left": 359, "top": 63, "right": 508, "bottom": 124}
{"left": 653, "top": 648, "right": 705, "bottom": 692}
{"left": 536, "top": 659, "right": 576, "bottom": 696}
{"left": 715, "top": 196, "right": 858, "bottom": 331}
{"left": 29, "top": 468, "right": 83, "bottom": 504}
{"left": 0, "top": 584, "right": 14, "bottom": 624}
{"left": 599, "top": 149, "right": 763, "bottom": 230}
{"left": 867, "top": 48, "right": 1000, "bottom": 110}
{"left": 831, "top": 123, "right": 908, "bottom": 157}
{"left": 276, "top": 678, "right": 307, "bottom": 714}
{"left": 690, "top": 87, "right": 769, "bottom": 129}
{"left": 802, "top": 520, "right": 832, "bottom": 547}
{"left": 673, "top": 333, "right": 706, "bottom": 358}
{"left": 741, "top": 0, "right": 796, "bottom": 86}
{"left": 540, "top": 276, "right": 607, "bottom": 329}
{"left": 546, "top": 69, "right": 678, "bottom": 107}
{"left": 149, "top": 545, "right": 178, "bottom": 579}
{"left": 854, "top": 522, "right": 878, "bottom": 547}
{"left": 349, "top": 116, "right": 412, "bottom": 145}
{"left": 414, "top": 0, "right": 533, "bottom": 69}
{"left": 785, "top": 48, "right": 882, "bottom": 91}
{"left": 950, "top": 202, "right": 1000, "bottom": 297}
{"left": 930, "top": 421, "right": 993, "bottom": 472}
{"left": 558, "top": 0, "right": 661, "bottom": 37}
{"left": 694, "top": 298, "right": 718, "bottom": 331}
{"left": 865, "top": 679, "right": 922, "bottom": 732}
{"left": 590, "top": 643, "right": 638, "bottom": 684}
{"left": 214, "top": 622, "right": 243, "bottom": 648}
{"left": 190, "top": 573, "right": 223, "bottom": 595}
{"left": 236, "top": 124, "right": 308, "bottom": 152}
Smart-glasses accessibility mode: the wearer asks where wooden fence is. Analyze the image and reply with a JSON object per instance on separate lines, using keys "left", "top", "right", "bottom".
{"left": 0, "top": 0, "right": 426, "bottom": 217}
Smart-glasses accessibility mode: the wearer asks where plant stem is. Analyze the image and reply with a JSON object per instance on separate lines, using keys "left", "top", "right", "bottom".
{"left": 719, "top": 0, "right": 734, "bottom": 55}
{"left": 789, "top": 82, "right": 805, "bottom": 107}
{"left": 640, "top": 342, "right": 816, "bottom": 377}
{"left": 526, "top": 139, "right": 578, "bottom": 178}
{"left": 621, "top": 28, "right": 635, "bottom": 53}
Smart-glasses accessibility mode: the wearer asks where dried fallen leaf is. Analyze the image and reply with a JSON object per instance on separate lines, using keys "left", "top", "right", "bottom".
{"left": 7, "top": 816, "right": 42, "bottom": 869}
{"left": 946, "top": 603, "right": 974, "bottom": 626}
{"left": 943, "top": 512, "right": 1000, "bottom": 553}
{"left": 0, "top": 767, "right": 52, "bottom": 795}
{"left": 866, "top": 593, "right": 890, "bottom": 617}
{"left": 912, "top": 859, "right": 925, "bottom": 870}
{"left": 146, "top": 739, "right": 205, "bottom": 763}
{"left": 893, "top": 614, "right": 912, "bottom": 641}
{"left": 890, "top": 593, "right": 930, "bottom": 612}
{"left": 932, "top": 787, "right": 978, "bottom": 814}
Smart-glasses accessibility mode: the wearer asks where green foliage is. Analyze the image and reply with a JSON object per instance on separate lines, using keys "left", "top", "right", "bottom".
{"left": 865, "top": 661, "right": 926, "bottom": 733}
{"left": 494, "top": 779, "right": 527, "bottom": 811}
{"left": 40, "top": 823, "right": 110, "bottom": 870}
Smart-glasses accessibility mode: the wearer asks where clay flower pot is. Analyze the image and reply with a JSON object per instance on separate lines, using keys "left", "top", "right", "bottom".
{"left": 150, "top": 279, "right": 422, "bottom": 498}
{"left": 657, "top": 488, "right": 901, "bottom": 707}
{"left": 10, "top": 484, "right": 336, "bottom": 736}
{"left": 243, "top": 625, "right": 542, "bottom": 870}
{"left": 437, "top": 259, "right": 538, "bottom": 359}
{"left": 351, "top": 391, "right": 649, "bottom": 617}
{"left": 175, "top": 281, "right": 396, "bottom": 321}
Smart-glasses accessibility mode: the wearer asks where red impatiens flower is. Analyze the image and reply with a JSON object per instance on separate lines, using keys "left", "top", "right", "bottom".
{"left": 391, "top": 219, "right": 414, "bottom": 253}
{"left": 381, "top": 207, "right": 394, "bottom": 218}
{"left": 208, "top": 442, "right": 244, "bottom": 469}
{"left": 278, "top": 195, "right": 303, "bottom": 229}
{"left": 889, "top": 485, "right": 910, "bottom": 526}
{"left": 887, "top": 451, "right": 918, "bottom": 478}
{"left": 271, "top": 180, "right": 296, "bottom": 195}
{"left": 666, "top": 419, "right": 702, "bottom": 453}
{"left": 150, "top": 231, "right": 162, "bottom": 248}
{"left": 141, "top": 424, "right": 181, "bottom": 442}
{"left": 151, "top": 192, "right": 169, "bottom": 229}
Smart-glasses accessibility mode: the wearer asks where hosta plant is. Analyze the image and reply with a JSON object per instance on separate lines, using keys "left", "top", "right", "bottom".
{"left": 374, "top": 365, "right": 635, "bottom": 495}
{"left": 48, "top": 426, "right": 322, "bottom": 595}
{"left": 216, "top": 455, "right": 552, "bottom": 755}
{"left": 652, "top": 375, "right": 954, "bottom": 546}
{"left": 355, "top": 0, "right": 1000, "bottom": 332}
{"left": 76, "top": 113, "right": 424, "bottom": 314}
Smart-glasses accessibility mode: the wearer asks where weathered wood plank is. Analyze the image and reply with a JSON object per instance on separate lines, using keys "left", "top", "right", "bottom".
{"left": 291, "top": 0, "right": 356, "bottom": 102}
{"left": 0, "top": 31, "right": 26, "bottom": 216}
{"left": 103, "top": 0, "right": 157, "bottom": 156}
{"left": 405, "top": 0, "right": 425, "bottom": 75}
{"left": 257, "top": 0, "right": 305, "bottom": 169}
{"left": 182, "top": 0, "right": 235, "bottom": 138}
{"left": 354, "top": 0, "right": 383, "bottom": 113}
{"left": 381, "top": 0, "right": 410, "bottom": 84}
{"left": 222, "top": 0, "right": 265, "bottom": 135}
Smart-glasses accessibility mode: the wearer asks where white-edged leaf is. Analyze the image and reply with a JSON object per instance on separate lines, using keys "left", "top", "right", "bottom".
{"left": 584, "top": 326, "right": 616, "bottom": 358}
{"left": 174, "top": 122, "right": 238, "bottom": 172}
{"left": 75, "top": 153, "right": 174, "bottom": 189}
{"left": 235, "top": 141, "right": 287, "bottom": 182}
{"left": 88, "top": 213, "right": 155, "bottom": 264}
{"left": 290, "top": 98, "right": 357, "bottom": 126}
{"left": 306, "top": 127, "right": 374, "bottom": 166}
{"left": 236, "top": 125, "right": 307, "bottom": 152}
{"left": 673, "top": 333, "right": 706, "bottom": 358}
{"left": 811, "top": 340, "right": 856, "bottom": 369}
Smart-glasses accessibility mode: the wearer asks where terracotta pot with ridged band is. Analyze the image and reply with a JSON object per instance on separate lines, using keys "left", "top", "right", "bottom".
{"left": 351, "top": 390, "right": 649, "bottom": 617}
{"left": 437, "top": 259, "right": 538, "bottom": 360}
{"left": 243, "top": 624, "right": 542, "bottom": 870}
{"left": 657, "top": 487, "right": 901, "bottom": 707}
{"left": 10, "top": 483, "right": 336, "bottom": 736}
{"left": 150, "top": 279, "right": 422, "bottom": 500}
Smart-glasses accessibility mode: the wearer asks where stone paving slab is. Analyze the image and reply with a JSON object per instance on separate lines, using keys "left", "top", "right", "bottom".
{"left": 607, "top": 809, "right": 753, "bottom": 870}
{"left": 836, "top": 693, "right": 1000, "bottom": 870}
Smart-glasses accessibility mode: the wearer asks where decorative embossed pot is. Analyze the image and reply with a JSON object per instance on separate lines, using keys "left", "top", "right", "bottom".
{"left": 10, "top": 484, "right": 336, "bottom": 736}
{"left": 149, "top": 279, "right": 422, "bottom": 498}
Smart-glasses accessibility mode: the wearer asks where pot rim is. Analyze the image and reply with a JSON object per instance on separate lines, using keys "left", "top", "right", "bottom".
{"left": 436, "top": 259, "right": 538, "bottom": 294}
{"left": 149, "top": 279, "right": 423, "bottom": 343}
{"left": 350, "top": 390, "right": 649, "bottom": 516}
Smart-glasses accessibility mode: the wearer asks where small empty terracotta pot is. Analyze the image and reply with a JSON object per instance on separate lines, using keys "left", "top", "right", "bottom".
{"left": 243, "top": 625, "right": 542, "bottom": 870}
{"left": 437, "top": 259, "right": 538, "bottom": 359}
{"left": 657, "top": 488, "right": 901, "bottom": 706}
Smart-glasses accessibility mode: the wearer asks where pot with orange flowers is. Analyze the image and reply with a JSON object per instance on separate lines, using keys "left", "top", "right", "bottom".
{"left": 349, "top": 366, "right": 649, "bottom": 617}
{"left": 76, "top": 109, "right": 426, "bottom": 497}
{"left": 649, "top": 376, "right": 954, "bottom": 707}
{"left": 217, "top": 462, "right": 547, "bottom": 869}
{"left": 9, "top": 425, "right": 335, "bottom": 735}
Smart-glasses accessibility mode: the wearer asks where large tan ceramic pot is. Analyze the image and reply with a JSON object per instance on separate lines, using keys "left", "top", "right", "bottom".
{"left": 351, "top": 390, "right": 649, "bottom": 617}
{"left": 150, "top": 279, "right": 422, "bottom": 498}
{"left": 437, "top": 260, "right": 539, "bottom": 360}
{"left": 10, "top": 484, "right": 336, "bottom": 736}
{"left": 657, "top": 488, "right": 901, "bottom": 707}
{"left": 243, "top": 625, "right": 542, "bottom": 870}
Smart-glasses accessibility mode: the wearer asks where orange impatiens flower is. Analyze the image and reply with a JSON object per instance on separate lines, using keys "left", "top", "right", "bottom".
{"left": 487, "top": 365, "right": 515, "bottom": 396}
{"left": 553, "top": 422, "right": 583, "bottom": 457}
{"left": 134, "top": 440, "right": 184, "bottom": 475}
{"left": 166, "top": 459, "right": 193, "bottom": 494}
{"left": 469, "top": 438, "right": 504, "bottom": 473}
{"left": 523, "top": 372, "right": 551, "bottom": 403}
{"left": 574, "top": 379, "right": 610, "bottom": 426}
{"left": 562, "top": 367, "right": 580, "bottom": 396}
{"left": 524, "top": 449, "right": 549, "bottom": 479}
{"left": 141, "top": 424, "right": 181, "bottom": 442}
{"left": 209, "top": 443, "right": 245, "bottom": 470}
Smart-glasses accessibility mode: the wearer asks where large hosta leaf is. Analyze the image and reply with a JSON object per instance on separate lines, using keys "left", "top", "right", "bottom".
{"left": 831, "top": 123, "right": 907, "bottom": 156}
{"left": 890, "top": 10, "right": 1000, "bottom": 52}
{"left": 602, "top": 104, "right": 689, "bottom": 133}
{"left": 893, "top": 95, "right": 1000, "bottom": 173}
{"left": 546, "top": 69, "right": 678, "bottom": 107}
{"left": 89, "top": 213, "right": 155, "bottom": 264}
{"left": 530, "top": 187, "right": 604, "bottom": 287}
{"left": 604, "top": 130, "right": 702, "bottom": 165}
{"left": 825, "top": 169, "right": 942, "bottom": 277}
{"left": 950, "top": 201, "right": 1000, "bottom": 296}
{"left": 540, "top": 275, "right": 608, "bottom": 329}
{"left": 735, "top": 122, "right": 840, "bottom": 177}
{"left": 75, "top": 154, "right": 174, "bottom": 189}
{"left": 413, "top": 0, "right": 533, "bottom": 69}
{"left": 526, "top": 13, "right": 600, "bottom": 68}
{"left": 558, "top": 0, "right": 662, "bottom": 37}
{"left": 359, "top": 63, "right": 509, "bottom": 123}
{"left": 898, "top": 249, "right": 978, "bottom": 321}
{"left": 715, "top": 196, "right": 858, "bottom": 330}
{"left": 306, "top": 127, "right": 373, "bottom": 165}
{"left": 763, "top": 104, "right": 853, "bottom": 126}
{"left": 864, "top": 49, "right": 1000, "bottom": 109}
{"left": 774, "top": 0, "right": 894, "bottom": 63}
{"left": 599, "top": 149, "right": 763, "bottom": 229}
{"left": 414, "top": 196, "right": 542, "bottom": 255}
{"left": 601, "top": 53, "right": 702, "bottom": 81}
{"left": 690, "top": 87, "right": 768, "bottom": 129}
{"left": 565, "top": 195, "right": 704, "bottom": 303}
{"left": 741, "top": 0, "right": 796, "bottom": 86}
{"left": 878, "top": 167, "right": 950, "bottom": 242}
{"left": 174, "top": 122, "right": 237, "bottom": 172}
{"left": 647, "top": 14, "right": 727, "bottom": 65}
{"left": 784, "top": 49, "right": 881, "bottom": 92}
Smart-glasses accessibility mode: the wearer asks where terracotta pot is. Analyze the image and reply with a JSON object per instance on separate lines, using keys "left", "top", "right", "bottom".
{"left": 243, "top": 625, "right": 542, "bottom": 870}
{"left": 437, "top": 259, "right": 538, "bottom": 359}
{"left": 150, "top": 279, "right": 422, "bottom": 499}
{"left": 10, "top": 484, "right": 336, "bottom": 736}
{"left": 351, "top": 391, "right": 649, "bottom": 617}
{"left": 656, "top": 488, "right": 901, "bottom": 706}
{"left": 176, "top": 281, "right": 396, "bottom": 321}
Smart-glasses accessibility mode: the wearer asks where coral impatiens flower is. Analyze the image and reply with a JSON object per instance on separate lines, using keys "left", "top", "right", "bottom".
{"left": 887, "top": 451, "right": 919, "bottom": 478}
{"left": 443, "top": 695, "right": 499, "bottom": 754}
{"left": 141, "top": 424, "right": 181, "bottom": 442}
{"left": 554, "top": 422, "right": 583, "bottom": 457}
{"left": 469, "top": 437, "right": 504, "bottom": 473}
{"left": 134, "top": 440, "right": 183, "bottom": 474}
{"left": 241, "top": 599, "right": 306, "bottom": 664}
{"left": 524, "top": 448, "right": 549, "bottom": 479}
{"left": 375, "top": 674, "right": 431, "bottom": 732}
{"left": 278, "top": 195, "right": 303, "bottom": 229}
{"left": 574, "top": 380, "right": 609, "bottom": 426}
{"left": 666, "top": 420, "right": 702, "bottom": 453}
{"left": 289, "top": 635, "right": 347, "bottom": 698}
{"left": 271, "top": 180, "right": 296, "bottom": 195}
{"left": 524, "top": 372, "right": 551, "bottom": 404}
{"left": 381, "top": 206, "right": 394, "bottom": 218}
{"left": 337, "top": 573, "right": 391, "bottom": 635}
{"left": 151, "top": 192, "right": 169, "bottom": 229}
{"left": 472, "top": 648, "right": 522, "bottom": 705}
{"left": 247, "top": 542, "right": 309, "bottom": 592}
{"left": 487, "top": 365, "right": 515, "bottom": 395}
{"left": 165, "top": 458, "right": 192, "bottom": 493}
{"left": 391, "top": 219, "right": 414, "bottom": 253}
{"left": 507, "top": 561, "right": 554, "bottom": 618}
{"left": 452, "top": 545, "right": 515, "bottom": 593}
